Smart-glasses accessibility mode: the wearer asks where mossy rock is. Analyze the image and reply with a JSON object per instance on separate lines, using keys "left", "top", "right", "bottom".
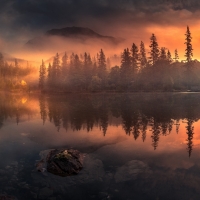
{"left": 46, "top": 149, "right": 83, "bottom": 177}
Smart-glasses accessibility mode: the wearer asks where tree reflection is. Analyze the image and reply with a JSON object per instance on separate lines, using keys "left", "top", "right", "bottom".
{"left": 48, "top": 98, "right": 63, "bottom": 132}
{"left": 151, "top": 120, "right": 161, "bottom": 150}
{"left": 185, "top": 119, "right": 194, "bottom": 157}
{"left": 39, "top": 95, "right": 47, "bottom": 125}
{"left": 140, "top": 114, "right": 148, "bottom": 142}
{"left": 0, "top": 94, "right": 37, "bottom": 127}
{"left": 40, "top": 93, "right": 200, "bottom": 156}
{"left": 0, "top": 93, "right": 199, "bottom": 156}
{"left": 175, "top": 119, "right": 180, "bottom": 134}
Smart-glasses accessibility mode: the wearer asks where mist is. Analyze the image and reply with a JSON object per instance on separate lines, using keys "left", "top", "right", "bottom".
{"left": 1, "top": 0, "right": 200, "bottom": 63}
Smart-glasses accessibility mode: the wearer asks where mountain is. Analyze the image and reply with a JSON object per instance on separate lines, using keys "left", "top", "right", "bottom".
{"left": 26, "top": 26, "right": 122, "bottom": 48}
{"left": 46, "top": 27, "right": 119, "bottom": 42}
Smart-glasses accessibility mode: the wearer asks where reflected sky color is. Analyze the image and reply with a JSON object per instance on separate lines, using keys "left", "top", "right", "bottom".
{"left": 1, "top": 93, "right": 200, "bottom": 199}
{"left": 0, "top": 93, "right": 200, "bottom": 162}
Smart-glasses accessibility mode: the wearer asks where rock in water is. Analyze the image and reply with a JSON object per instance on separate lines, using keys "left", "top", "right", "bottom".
{"left": 46, "top": 149, "right": 83, "bottom": 177}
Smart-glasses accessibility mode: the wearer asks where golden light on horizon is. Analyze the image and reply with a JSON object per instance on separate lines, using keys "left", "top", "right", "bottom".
{"left": 21, "top": 80, "right": 27, "bottom": 86}
{"left": 21, "top": 97, "right": 27, "bottom": 104}
{"left": 144, "top": 25, "right": 200, "bottom": 61}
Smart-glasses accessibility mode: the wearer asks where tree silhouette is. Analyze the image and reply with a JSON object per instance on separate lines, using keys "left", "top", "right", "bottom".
{"left": 47, "top": 63, "right": 53, "bottom": 87}
{"left": 149, "top": 34, "right": 159, "bottom": 65}
{"left": 39, "top": 60, "right": 46, "bottom": 90}
{"left": 159, "top": 47, "right": 167, "bottom": 61}
{"left": 186, "top": 119, "right": 194, "bottom": 157}
{"left": 139, "top": 41, "right": 147, "bottom": 70}
{"left": 173, "top": 49, "right": 179, "bottom": 62}
{"left": 97, "top": 49, "right": 107, "bottom": 87}
{"left": 83, "top": 52, "right": 93, "bottom": 90}
{"left": 61, "top": 52, "right": 68, "bottom": 85}
{"left": 39, "top": 96, "right": 47, "bottom": 125}
{"left": 184, "top": 26, "right": 194, "bottom": 90}
{"left": 120, "top": 48, "right": 132, "bottom": 88}
{"left": 167, "top": 50, "right": 172, "bottom": 63}
{"left": 184, "top": 26, "right": 193, "bottom": 63}
{"left": 52, "top": 53, "right": 61, "bottom": 87}
{"left": 151, "top": 120, "right": 161, "bottom": 150}
{"left": 131, "top": 43, "right": 139, "bottom": 76}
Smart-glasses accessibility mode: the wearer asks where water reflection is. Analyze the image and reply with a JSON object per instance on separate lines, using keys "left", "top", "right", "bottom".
{"left": 0, "top": 93, "right": 200, "bottom": 199}
{"left": 37, "top": 93, "right": 200, "bottom": 156}
{"left": 0, "top": 93, "right": 199, "bottom": 157}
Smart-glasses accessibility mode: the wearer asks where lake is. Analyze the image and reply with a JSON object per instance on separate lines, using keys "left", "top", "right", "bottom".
{"left": 0, "top": 92, "right": 200, "bottom": 200}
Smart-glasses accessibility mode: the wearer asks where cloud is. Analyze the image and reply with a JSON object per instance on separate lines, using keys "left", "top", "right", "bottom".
{"left": 0, "top": 0, "right": 200, "bottom": 35}
{"left": 0, "top": 0, "right": 200, "bottom": 61}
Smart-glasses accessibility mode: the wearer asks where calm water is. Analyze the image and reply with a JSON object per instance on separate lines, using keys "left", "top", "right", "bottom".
{"left": 0, "top": 92, "right": 200, "bottom": 200}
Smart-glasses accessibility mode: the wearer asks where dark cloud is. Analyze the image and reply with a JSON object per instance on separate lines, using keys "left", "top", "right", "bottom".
{"left": 0, "top": 0, "right": 199, "bottom": 46}
{"left": 0, "top": 0, "right": 199, "bottom": 30}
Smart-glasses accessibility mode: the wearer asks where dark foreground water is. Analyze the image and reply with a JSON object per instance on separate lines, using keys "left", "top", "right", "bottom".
{"left": 0, "top": 92, "right": 200, "bottom": 200}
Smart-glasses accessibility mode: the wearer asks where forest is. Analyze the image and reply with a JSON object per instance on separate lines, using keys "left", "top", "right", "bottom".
{"left": 0, "top": 26, "right": 197, "bottom": 92}
{"left": 38, "top": 26, "right": 200, "bottom": 92}
{"left": 0, "top": 55, "right": 35, "bottom": 91}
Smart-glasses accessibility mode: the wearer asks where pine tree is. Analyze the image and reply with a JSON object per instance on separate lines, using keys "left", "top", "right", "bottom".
{"left": 51, "top": 53, "right": 61, "bottom": 87}
{"left": 97, "top": 49, "right": 107, "bottom": 86}
{"left": 184, "top": 26, "right": 193, "bottom": 63}
{"left": 120, "top": 48, "right": 132, "bottom": 87}
{"left": 167, "top": 50, "right": 172, "bottom": 63}
{"left": 131, "top": 43, "right": 139, "bottom": 74}
{"left": 39, "top": 60, "right": 46, "bottom": 90}
{"left": 47, "top": 63, "right": 52, "bottom": 79}
{"left": 174, "top": 49, "right": 179, "bottom": 62}
{"left": 91, "top": 56, "right": 97, "bottom": 77}
{"left": 149, "top": 34, "right": 159, "bottom": 65}
{"left": 184, "top": 26, "right": 194, "bottom": 90}
{"left": 53, "top": 53, "right": 61, "bottom": 78}
{"left": 68, "top": 54, "right": 84, "bottom": 90}
{"left": 47, "top": 63, "right": 53, "bottom": 87}
{"left": 139, "top": 41, "right": 147, "bottom": 69}
{"left": 83, "top": 52, "right": 93, "bottom": 89}
{"left": 159, "top": 47, "right": 167, "bottom": 61}
{"left": 62, "top": 52, "right": 68, "bottom": 74}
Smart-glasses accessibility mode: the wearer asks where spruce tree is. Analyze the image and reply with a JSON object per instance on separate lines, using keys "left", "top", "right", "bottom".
{"left": 120, "top": 48, "right": 132, "bottom": 87}
{"left": 51, "top": 53, "right": 61, "bottom": 87}
{"left": 131, "top": 43, "right": 139, "bottom": 74}
{"left": 83, "top": 52, "right": 93, "bottom": 89}
{"left": 62, "top": 52, "right": 68, "bottom": 75}
{"left": 139, "top": 41, "right": 147, "bottom": 69}
{"left": 159, "top": 47, "right": 167, "bottom": 61}
{"left": 97, "top": 49, "right": 107, "bottom": 86}
{"left": 53, "top": 53, "right": 61, "bottom": 79}
{"left": 184, "top": 26, "right": 193, "bottom": 63}
{"left": 184, "top": 26, "right": 194, "bottom": 90}
{"left": 149, "top": 34, "right": 159, "bottom": 65}
{"left": 174, "top": 49, "right": 179, "bottom": 62}
{"left": 39, "top": 60, "right": 46, "bottom": 90}
{"left": 167, "top": 50, "right": 172, "bottom": 63}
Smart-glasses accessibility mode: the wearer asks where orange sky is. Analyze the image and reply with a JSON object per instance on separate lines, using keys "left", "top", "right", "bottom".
{"left": 1, "top": 2, "right": 200, "bottom": 65}
{"left": 8, "top": 25, "right": 199, "bottom": 65}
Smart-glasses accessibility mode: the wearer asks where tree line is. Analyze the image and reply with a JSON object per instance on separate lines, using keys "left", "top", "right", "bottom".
{"left": 39, "top": 26, "right": 200, "bottom": 92}
{"left": 0, "top": 54, "right": 35, "bottom": 91}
